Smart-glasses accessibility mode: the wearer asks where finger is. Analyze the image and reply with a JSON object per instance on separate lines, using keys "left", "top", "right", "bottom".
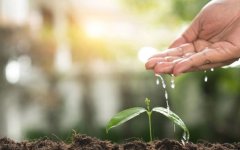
{"left": 153, "top": 58, "right": 185, "bottom": 74}
{"left": 188, "top": 59, "right": 237, "bottom": 72}
{"left": 145, "top": 56, "right": 180, "bottom": 70}
{"left": 154, "top": 62, "right": 175, "bottom": 74}
{"left": 145, "top": 57, "right": 165, "bottom": 70}
{"left": 183, "top": 52, "right": 195, "bottom": 58}
{"left": 149, "top": 43, "right": 196, "bottom": 59}
{"left": 173, "top": 47, "right": 236, "bottom": 75}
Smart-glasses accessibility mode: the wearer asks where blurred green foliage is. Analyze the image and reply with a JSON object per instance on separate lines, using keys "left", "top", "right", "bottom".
{"left": 2, "top": 0, "right": 239, "bottom": 144}
{"left": 122, "top": 0, "right": 159, "bottom": 13}
{"left": 172, "top": 0, "right": 210, "bottom": 21}
{"left": 122, "top": 0, "right": 210, "bottom": 22}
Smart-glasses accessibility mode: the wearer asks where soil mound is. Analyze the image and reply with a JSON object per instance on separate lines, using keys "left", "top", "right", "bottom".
{"left": 0, "top": 134, "right": 239, "bottom": 150}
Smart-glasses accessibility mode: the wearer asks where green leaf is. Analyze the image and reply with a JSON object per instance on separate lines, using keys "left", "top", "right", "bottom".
{"left": 152, "top": 107, "right": 190, "bottom": 141}
{"left": 106, "top": 107, "right": 146, "bottom": 133}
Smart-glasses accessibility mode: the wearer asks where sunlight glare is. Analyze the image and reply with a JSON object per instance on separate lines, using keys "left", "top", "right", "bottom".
{"left": 1, "top": 0, "right": 29, "bottom": 25}
{"left": 84, "top": 20, "right": 106, "bottom": 38}
{"left": 138, "top": 47, "right": 158, "bottom": 63}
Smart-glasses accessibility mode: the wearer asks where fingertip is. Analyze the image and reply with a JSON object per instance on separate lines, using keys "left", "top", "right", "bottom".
{"left": 172, "top": 69, "right": 182, "bottom": 76}
{"left": 145, "top": 60, "right": 154, "bottom": 70}
{"left": 145, "top": 57, "right": 167, "bottom": 70}
{"left": 145, "top": 58, "right": 156, "bottom": 70}
{"left": 145, "top": 62, "right": 152, "bottom": 70}
{"left": 145, "top": 62, "right": 151, "bottom": 70}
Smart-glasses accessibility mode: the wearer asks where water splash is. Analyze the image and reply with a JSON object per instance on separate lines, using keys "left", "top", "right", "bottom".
{"left": 155, "top": 74, "right": 188, "bottom": 142}
{"left": 204, "top": 68, "right": 214, "bottom": 82}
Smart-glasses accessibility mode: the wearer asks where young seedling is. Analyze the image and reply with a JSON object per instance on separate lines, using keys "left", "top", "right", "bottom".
{"left": 106, "top": 98, "right": 190, "bottom": 142}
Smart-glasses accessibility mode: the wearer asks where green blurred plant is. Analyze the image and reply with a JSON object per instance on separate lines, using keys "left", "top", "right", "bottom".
{"left": 173, "top": 0, "right": 210, "bottom": 21}
{"left": 106, "top": 98, "right": 189, "bottom": 141}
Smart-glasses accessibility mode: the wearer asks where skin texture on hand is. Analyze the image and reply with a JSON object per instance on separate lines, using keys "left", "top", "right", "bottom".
{"left": 145, "top": 0, "right": 240, "bottom": 76}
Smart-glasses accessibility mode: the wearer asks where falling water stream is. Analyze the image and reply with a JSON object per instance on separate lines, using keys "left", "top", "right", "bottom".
{"left": 155, "top": 74, "right": 169, "bottom": 111}
{"left": 170, "top": 74, "right": 175, "bottom": 89}
{"left": 204, "top": 68, "right": 214, "bottom": 82}
{"left": 155, "top": 69, "right": 215, "bottom": 142}
{"left": 204, "top": 70, "right": 208, "bottom": 82}
{"left": 170, "top": 74, "right": 176, "bottom": 133}
{"left": 155, "top": 74, "right": 176, "bottom": 135}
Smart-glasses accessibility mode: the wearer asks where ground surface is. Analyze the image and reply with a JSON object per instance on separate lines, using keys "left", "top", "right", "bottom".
{"left": 0, "top": 134, "right": 239, "bottom": 150}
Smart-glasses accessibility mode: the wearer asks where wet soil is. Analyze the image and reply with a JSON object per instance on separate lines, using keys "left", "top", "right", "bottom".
{"left": 0, "top": 134, "right": 239, "bottom": 150}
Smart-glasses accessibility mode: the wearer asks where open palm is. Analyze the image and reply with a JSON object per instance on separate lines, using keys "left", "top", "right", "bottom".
{"left": 146, "top": 0, "right": 240, "bottom": 75}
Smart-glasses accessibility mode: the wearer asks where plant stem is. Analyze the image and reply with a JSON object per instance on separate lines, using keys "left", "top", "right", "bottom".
{"left": 145, "top": 98, "right": 153, "bottom": 141}
{"left": 147, "top": 111, "right": 152, "bottom": 141}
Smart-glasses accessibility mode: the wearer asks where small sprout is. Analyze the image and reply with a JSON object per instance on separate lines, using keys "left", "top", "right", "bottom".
{"left": 106, "top": 107, "right": 146, "bottom": 134}
{"left": 145, "top": 98, "right": 151, "bottom": 111}
{"left": 106, "top": 98, "right": 190, "bottom": 142}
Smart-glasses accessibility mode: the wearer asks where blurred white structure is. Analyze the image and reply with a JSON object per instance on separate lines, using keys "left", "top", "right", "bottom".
{"left": 0, "top": 0, "right": 181, "bottom": 141}
{"left": 0, "top": 0, "right": 29, "bottom": 25}
{"left": 54, "top": 44, "right": 72, "bottom": 73}
{"left": 5, "top": 60, "right": 20, "bottom": 84}
{"left": 138, "top": 47, "right": 158, "bottom": 63}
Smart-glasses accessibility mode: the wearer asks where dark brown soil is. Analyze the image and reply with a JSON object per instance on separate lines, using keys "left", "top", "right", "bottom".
{"left": 0, "top": 134, "right": 239, "bottom": 150}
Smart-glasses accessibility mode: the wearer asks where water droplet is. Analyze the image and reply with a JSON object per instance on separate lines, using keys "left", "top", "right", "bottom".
{"left": 164, "top": 91, "right": 168, "bottom": 100}
{"left": 167, "top": 105, "right": 170, "bottom": 114}
{"left": 210, "top": 68, "right": 214, "bottom": 72}
{"left": 156, "top": 78, "right": 160, "bottom": 85}
{"left": 165, "top": 93, "right": 170, "bottom": 114}
{"left": 170, "top": 74, "right": 175, "bottom": 89}
{"left": 155, "top": 74, "right": 170, "bottom": 110}
{"left": 155, "top": 74, "right": 166, "bottom": 89}
{"left": 165, "top": 90, "right": 170, "bottom": 111}
{"left": 171, "top": 83, "right": 175, "bottom": 89}
{"left": 163, "top": 84, "right": 166, "bottom": 89}
{"left": 204, "top": 70, "right": 208, "bottom": 82}
{"left": 204, "top": 76, "right": 208, "bottom": 82}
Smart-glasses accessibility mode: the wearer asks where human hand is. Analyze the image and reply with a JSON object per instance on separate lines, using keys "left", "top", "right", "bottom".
{"left": 145, "top": 0, "right": 240, "bottom": 76}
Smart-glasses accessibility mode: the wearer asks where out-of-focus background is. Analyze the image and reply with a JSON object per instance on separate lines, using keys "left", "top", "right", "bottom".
{"left": 0, "top": 0, "right": 240, "bottom": 143}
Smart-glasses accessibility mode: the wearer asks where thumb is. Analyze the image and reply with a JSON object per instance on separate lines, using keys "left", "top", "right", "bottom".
{"left": 169, "top": 17, "right": 200, "bottom": 48}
